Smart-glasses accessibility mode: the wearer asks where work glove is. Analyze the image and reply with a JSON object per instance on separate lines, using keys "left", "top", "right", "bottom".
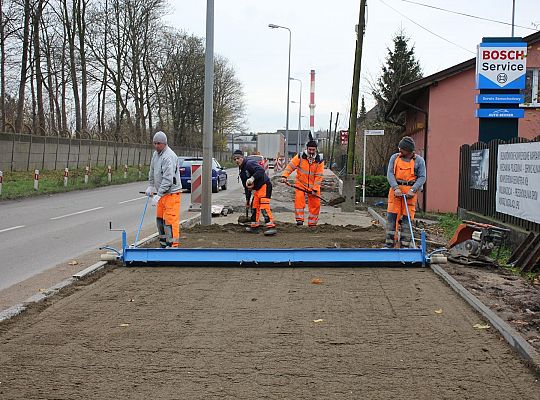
{"left": 311, "top": 189, "right": 319, "bottom": 196}
{"left": 394, "top": 187, "right": 403, "bottom": 197}
{"left": 145, "top": 186, "right": 154, "bottom": 197}
{"left": 151, "top": 194, "right": 161, "bottom": 206}
{"left": 246, "top": 177, "right": 255, "bottom": 189}
{"left": 405, "top": 189, "right": 415, "bottom": 199}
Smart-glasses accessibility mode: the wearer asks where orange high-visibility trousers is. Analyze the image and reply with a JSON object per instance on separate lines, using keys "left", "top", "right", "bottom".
{"left": 250, "top": 183, "right": 275, "bottom": 228}
{"left": 156, "top": 192, "right": 181, "bottom": 248}
{"left": 294, "top": 189, "right": 321, "bottom": 226}
{"left": 387, "top": 187, "right": 417, "bottom": 220}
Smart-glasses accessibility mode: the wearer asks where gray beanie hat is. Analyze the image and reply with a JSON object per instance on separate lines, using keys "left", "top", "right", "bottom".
{"left": 153, "top": 131, "right": 167, "bottom": 144}
{"left": 398, "top": 136, "right": 415, "bottom": 152}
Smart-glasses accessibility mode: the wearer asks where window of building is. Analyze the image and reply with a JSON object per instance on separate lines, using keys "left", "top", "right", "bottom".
{"left": 521, "top": 68, "right": 539, "bottom": 106}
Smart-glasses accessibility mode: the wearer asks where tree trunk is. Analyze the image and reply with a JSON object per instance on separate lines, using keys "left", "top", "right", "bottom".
{"left": 15, "top": 0, "right": 32, "bottom": 133}
{"left": 0, "top": 0, "right": 5, "bottom": 131}
{"left": 32, "top": 0, "right": 46, "bottom": 134}
{"left": 77, "top": 0, "right": 88, "bottom": 133}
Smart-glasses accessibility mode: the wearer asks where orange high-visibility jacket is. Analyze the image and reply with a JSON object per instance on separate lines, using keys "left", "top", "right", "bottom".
{"left": 282, "top": 152, "right": 324, "bottom": 193}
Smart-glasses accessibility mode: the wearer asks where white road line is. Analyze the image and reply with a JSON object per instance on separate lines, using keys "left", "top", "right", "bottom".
{"left": 0, "top": 225, "right": 25, "bottom": 234}
{"left": 118, "top": 196, "right": 146, "bottom": 204}
{"left": 50, "top": 207, "right": 104, "bottom": 220}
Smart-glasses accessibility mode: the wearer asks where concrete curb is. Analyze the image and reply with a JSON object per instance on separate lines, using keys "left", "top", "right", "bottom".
{"left": 73, "top": 261, "right": 108, "bottom": 279}
{"left": 368, "top": 205, "right": 540, "bottom": 373}
{"left": 0, "top": 304, "right": 27, "bottom": 323}
{"left": 0, "top": 265, "right": 105, "bottom": 323}
{"left": 431, "top": 264, "right": 540, "bottom": 374}
{"left": 0, "top": 214, "right": 204, "bottom": 324}
{"left": 368, "top": 207, "right": 386, "bottom": 228}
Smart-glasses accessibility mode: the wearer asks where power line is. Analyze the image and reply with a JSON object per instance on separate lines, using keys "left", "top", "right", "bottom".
{"left": 400, "top": 0, "right": 537, "bottom": 31}
{"left": 378, "top": 0, "right": 476, "bottom": 55}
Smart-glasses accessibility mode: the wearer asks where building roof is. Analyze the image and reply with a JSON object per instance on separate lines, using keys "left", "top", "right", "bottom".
{"left": 387, "top": 31, "right": 540, "bottom": 117}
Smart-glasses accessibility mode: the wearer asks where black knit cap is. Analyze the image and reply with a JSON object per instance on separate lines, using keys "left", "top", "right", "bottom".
{"left": 233, "top": 149, "right": 243, "bottom": 157}
{"left": 306, "top": 140, "right": 318, "bottom": 148}
{"left": 398, "top": 136, "right": 415, "bottom": 152}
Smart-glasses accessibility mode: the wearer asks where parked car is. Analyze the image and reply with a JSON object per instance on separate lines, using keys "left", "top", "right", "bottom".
{"left": 178, "top": 157, "right": 227, "bottom": 193}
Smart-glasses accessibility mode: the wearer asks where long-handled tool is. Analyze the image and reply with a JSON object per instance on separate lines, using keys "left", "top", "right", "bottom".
{"left": 402, "top": 194, "right": 416, "bottom": 249}
{"left": 133, "top": 193, "right": 151, "bottom": 247}
{"left": 133, "top": 195, "right": 151, "bottom": 247}
{"left": 238, "top": 193, "right": 252, "bottom": 224}
{"left": 285, "top": 181, "right": 345, "bottom": 206}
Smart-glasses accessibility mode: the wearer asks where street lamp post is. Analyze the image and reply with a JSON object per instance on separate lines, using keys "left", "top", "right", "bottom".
{"left": 269, "top": 23, "right": 291, "bottom": 163}
{"left": 290, "top": 77, "right": 302, "bottom": 155}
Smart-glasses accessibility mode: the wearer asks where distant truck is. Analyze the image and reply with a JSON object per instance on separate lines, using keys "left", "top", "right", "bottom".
{"left": 256, "top": 133, "right": 285, "bottom": 168}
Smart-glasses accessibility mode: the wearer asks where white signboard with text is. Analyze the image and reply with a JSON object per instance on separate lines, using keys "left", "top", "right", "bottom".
{"left": 496, "top": 142, "right": 540, "bottom": 223}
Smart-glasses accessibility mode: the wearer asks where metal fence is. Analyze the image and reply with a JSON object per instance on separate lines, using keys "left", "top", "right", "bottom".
{"left": 458, "top": 135, "right": 540, "bottom": 233}
{"left": 0, "top": 132, "right": 232, "bottom": 172}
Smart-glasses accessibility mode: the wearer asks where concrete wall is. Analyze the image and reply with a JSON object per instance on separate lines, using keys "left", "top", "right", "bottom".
{"left": 0, "top": 133, "right": 233, "bottom": 172}
{"left": 0, "top": 133, "right": 153, "bottom": 171}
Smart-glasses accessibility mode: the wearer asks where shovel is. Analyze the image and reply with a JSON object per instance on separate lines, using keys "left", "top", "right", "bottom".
{"left": 284, "top": 181, "right": 345, "bottom": 206}
{"left": 238, "top": 194, "right": 252, "bottom": 224}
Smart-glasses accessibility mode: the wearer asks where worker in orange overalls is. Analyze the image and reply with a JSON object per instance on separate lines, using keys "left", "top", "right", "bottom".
{"left": 280, "top": 140, "right": 325, "bottom": 226}
{"left": 145, "top": 131, "right": 182, "bottom": 248}
{"left": 233, "top": 150, "right": 277, "bottom": 236}
{"left": 385, "top": 136, "right": 426, "bottom": 248}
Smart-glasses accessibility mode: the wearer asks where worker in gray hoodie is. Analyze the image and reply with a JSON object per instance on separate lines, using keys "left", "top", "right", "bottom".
{"left": 145, "top": 131, "right": 182, "bottom": 248}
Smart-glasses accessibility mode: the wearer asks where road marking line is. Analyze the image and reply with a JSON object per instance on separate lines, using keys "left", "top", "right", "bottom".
{"left": 50, "top": 207, "right": 104, "bottom": 220}
{"left": 118, "top": 196, "right": 146, "bottom": 204}
{"left": 0, "top": 225, "right": 25, "bottom": 234}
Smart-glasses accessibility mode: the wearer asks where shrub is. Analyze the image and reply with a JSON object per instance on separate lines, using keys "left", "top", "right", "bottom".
{"left": 356, "top": 175, "right": 390, "bottom": 198}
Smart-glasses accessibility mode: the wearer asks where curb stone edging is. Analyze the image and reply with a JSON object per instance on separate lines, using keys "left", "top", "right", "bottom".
{"left": 368, "top": 205, "right": 540, "bottom": 374}
{"left": 368, "top": 207, "right": 386, "bottom": 228}
{"left": 431, "top": 264, "right": 540, "bottom": 374}
{"left": 0, "top": 214, "right": 202, "bottom": 324}
{"left": 0, "top": 304, "right": 27, "bottom": 323}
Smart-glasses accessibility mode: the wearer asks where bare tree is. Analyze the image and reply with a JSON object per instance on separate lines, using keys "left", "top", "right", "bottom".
{"left": 31, "top": 0, "right": 45, "bottom": 132}
{"left": 14, "top": 0, "right": 31, "bottom": 133}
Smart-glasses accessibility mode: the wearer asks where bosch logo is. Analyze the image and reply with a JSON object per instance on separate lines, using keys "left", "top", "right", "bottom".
{"left": 497, "top": 73, "right": 508, "bottom": 83}
{"left": 482, "top": 50, "right": 526, "bottom": 60}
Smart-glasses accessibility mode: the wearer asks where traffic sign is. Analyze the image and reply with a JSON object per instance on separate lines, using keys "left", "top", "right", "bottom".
{"left": 364, "top": 129, "right": 384, "bottom": 136}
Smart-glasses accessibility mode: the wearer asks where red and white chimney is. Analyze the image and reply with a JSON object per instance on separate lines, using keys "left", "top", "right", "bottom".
{"left": 309, "top": 69, "right": 315, "bottom": 137}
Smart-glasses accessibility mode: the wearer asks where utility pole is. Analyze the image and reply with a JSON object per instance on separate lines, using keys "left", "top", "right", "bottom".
{"left": 201, "top": 0, "right": 214, "bottom": 225}
{"left": 342, "top": 0, "right": 366, "bottom": 211}
{"left": 327, "top": 112, "right": 333, "bottom": 164}
{"left": 346, "top": 0, "right": 366, "bottom": 174}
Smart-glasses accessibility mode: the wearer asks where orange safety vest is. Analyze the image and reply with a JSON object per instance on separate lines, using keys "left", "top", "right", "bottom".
{"left": 282, "top": 153, "right": 324, "bottom": 192}
{"left": 387, "top": 154, "right": 418, "bottom": 220}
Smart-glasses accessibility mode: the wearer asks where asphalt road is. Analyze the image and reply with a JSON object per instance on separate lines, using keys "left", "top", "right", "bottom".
{"left": 0, "top": 167, "right": 243, "bottom": 291}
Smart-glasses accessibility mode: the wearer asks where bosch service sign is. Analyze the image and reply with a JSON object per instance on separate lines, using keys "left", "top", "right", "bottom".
{"left": 476, "top": 42, "right": 527, "bottom": 89}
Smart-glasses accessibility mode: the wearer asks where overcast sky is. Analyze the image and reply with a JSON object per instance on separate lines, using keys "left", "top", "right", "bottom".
{"left": 165, "top": 0, "right": 539, "bottom": 133}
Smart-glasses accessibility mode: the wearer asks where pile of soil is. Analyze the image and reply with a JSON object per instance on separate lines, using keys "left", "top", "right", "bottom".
{"left": 181, "top": 223, "right": 384, "bottom": 249}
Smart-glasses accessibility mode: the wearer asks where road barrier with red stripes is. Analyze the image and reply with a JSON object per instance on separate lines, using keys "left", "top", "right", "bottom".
{"left": 189, "top": 163, "right": 203, "bottom": 211}
{"left": 274, "top": 157, "right": 285, "bottom": 173}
